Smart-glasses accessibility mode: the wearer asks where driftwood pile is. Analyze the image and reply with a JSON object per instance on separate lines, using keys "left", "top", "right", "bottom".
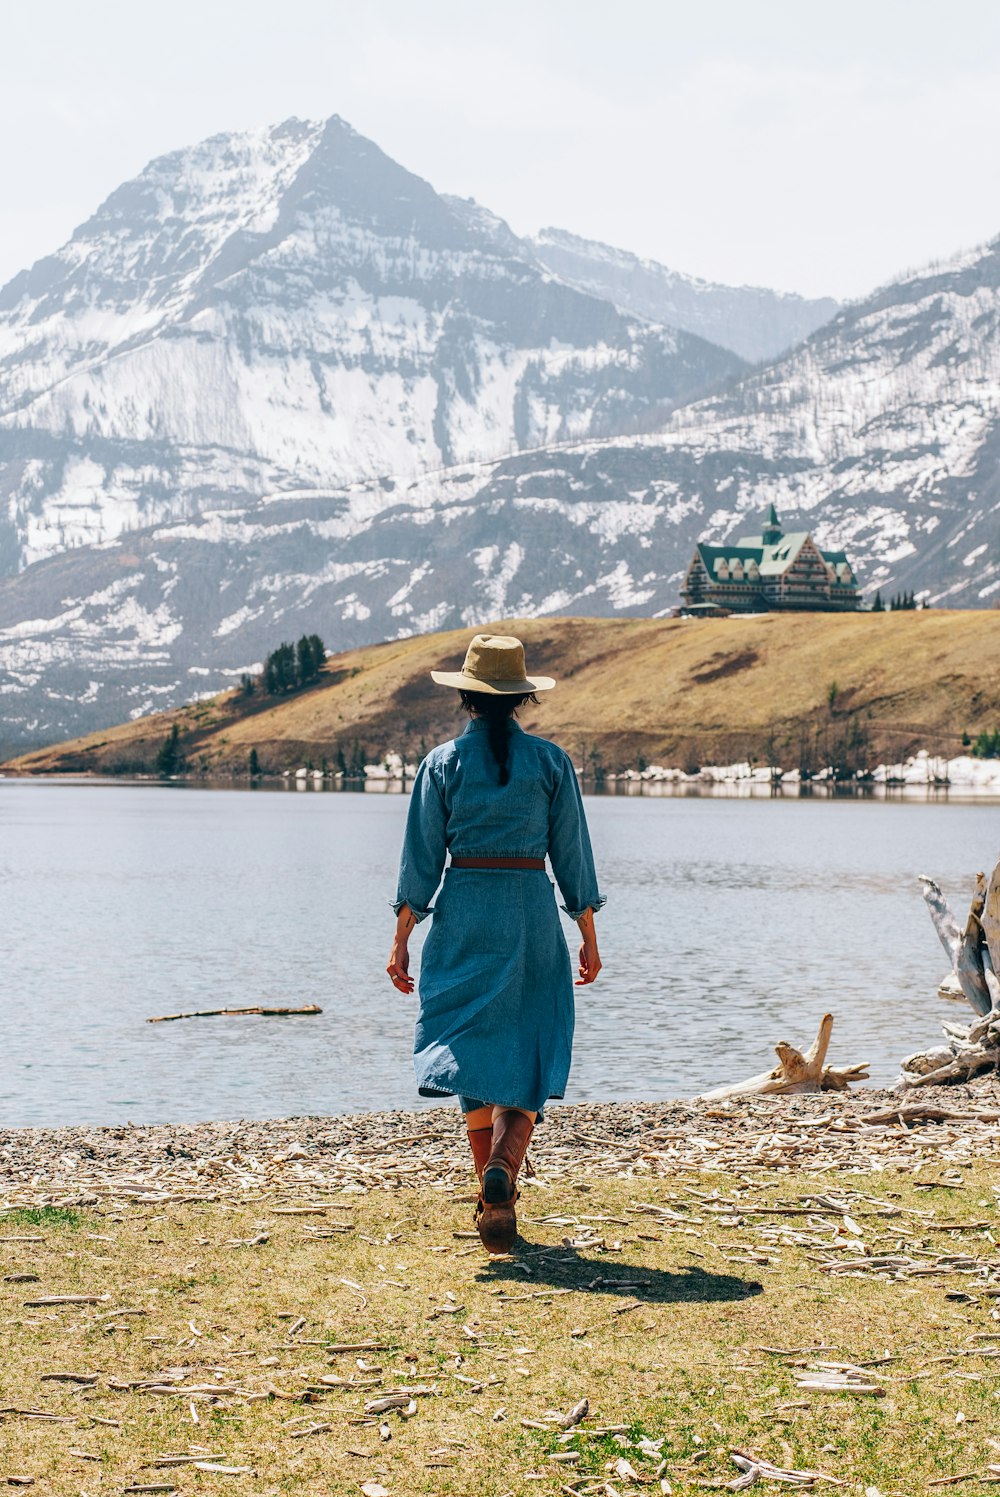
{"left": 700, "top": 1014, "right": 869, "bottom": 1101}
{"left": 907, "top": 856, "right": 1000, "bottom": 1088}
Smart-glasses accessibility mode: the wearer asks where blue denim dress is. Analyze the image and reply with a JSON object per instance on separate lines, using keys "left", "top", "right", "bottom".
{"left": 393, "top": 719, "right": 605, "bottom": 1114}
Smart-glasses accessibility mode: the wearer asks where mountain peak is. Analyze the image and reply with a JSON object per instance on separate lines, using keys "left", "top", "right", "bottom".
{"left": 0, "top": 111, "right": 744, "bottom": 585}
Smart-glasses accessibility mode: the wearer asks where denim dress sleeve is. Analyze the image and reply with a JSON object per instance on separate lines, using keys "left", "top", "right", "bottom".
{"left": 548, "top": 752, "right": 607, "bottom": 921}
{"left": 392, "top": 757, "right": 448, "bottom": 923}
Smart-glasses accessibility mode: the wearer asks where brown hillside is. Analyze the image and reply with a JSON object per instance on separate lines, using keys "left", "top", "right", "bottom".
{"left": 5, "top": 611, "right": 1000, "bottom": 777}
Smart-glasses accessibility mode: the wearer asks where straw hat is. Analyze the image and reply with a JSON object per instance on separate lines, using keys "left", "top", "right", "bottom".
{"left": 430, "top": 634, "right": 555, "bottom": 694}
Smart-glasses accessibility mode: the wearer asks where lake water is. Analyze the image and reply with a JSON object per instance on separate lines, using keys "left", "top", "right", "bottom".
{"left": 1, "top": 780, "right": 998, "bottom": 1127}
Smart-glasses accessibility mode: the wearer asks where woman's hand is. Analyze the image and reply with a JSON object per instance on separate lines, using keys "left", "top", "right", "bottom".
{"left": 387, "top": 939, "right": 413, "bottom": 993}
{"left": 387, "top": 904, "right": 416, "bottom": 994}
{"left": 575, "top": 907, "right": 602, "bottom": 986}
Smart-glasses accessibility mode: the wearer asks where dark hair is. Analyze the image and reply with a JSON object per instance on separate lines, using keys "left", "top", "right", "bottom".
{"left": 459, "top": 689, "right": 539, "bottom": 786}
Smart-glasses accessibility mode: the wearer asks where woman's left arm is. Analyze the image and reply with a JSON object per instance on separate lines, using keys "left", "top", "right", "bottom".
{"left": 548, "top": 754, "right": 606, "bottom": 975}
{"left": 387, "top": 904, "right": 417, "bottom": 993}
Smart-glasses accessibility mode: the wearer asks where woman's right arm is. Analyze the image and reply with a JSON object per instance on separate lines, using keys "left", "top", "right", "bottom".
{"left": 574, "top": 906, "right": 602, "bottom": 986}
{"left": 388, "top": 758, "right": 447, "bottom": 993}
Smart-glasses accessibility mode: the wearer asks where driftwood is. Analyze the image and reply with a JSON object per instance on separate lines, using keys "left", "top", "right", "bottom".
{"left": 700, "top": 1014, "right": 869, "bottom": 1100}
{"left": 906, "top": 864, "right": 1000, "bottom": 1086}
{"left": 147, "top": 1004, "right": 322, "bottom": 1023}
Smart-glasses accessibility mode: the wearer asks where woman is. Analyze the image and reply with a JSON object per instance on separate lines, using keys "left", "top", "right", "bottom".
{"left": 387, "top": 633, "right": 604, "bottom": 1254}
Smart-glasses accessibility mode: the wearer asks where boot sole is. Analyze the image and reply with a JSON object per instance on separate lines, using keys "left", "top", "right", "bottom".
{"left": 483, "top": 1165, "right": 514, "bottom": 1204}
{"left": 476, "top": 1201, "right": 517, "bottom": 1254}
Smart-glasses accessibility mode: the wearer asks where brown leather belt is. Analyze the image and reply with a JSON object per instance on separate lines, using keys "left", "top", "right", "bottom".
{"left": 450, "top": 856, "right": 546, "bottom": 870}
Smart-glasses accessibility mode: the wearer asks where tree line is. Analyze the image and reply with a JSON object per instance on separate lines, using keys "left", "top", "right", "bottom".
{"left": 871, "top": 590, "right": 921, "bottom": 611}
{"left": 246, "top": 634, "right": 327, "bottom": 695}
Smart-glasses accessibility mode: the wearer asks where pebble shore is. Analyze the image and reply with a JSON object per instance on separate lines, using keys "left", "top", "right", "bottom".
{"left": 3, "top": 1084, "right": 1000, "bottom": 1204}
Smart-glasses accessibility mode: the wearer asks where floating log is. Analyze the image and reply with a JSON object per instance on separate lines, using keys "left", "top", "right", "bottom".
{"left": 699, "top": 1014, "right": 869, "bottom": 1100}
{"left": 906, "top": 861, "right": 1000, "bottom": 1086}
{"left": 147, "top": 1004, "right": 322, "bottom": 1023}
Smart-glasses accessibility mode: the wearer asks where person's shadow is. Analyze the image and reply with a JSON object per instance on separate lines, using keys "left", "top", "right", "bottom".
{"left": 476, "top": 1241, "right": 763, "bottom": 1304}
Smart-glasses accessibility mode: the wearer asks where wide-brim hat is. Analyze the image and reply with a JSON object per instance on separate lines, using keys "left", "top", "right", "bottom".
{"left": 430, "top": 633, "right": 555, "bottom": 694}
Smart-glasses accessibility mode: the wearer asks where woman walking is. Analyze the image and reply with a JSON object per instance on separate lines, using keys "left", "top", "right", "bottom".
{"left": 387, "top": 634, "right": 604, "bottom": 1254}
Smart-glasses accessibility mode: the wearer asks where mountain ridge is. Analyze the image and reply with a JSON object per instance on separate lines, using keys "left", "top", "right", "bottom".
{"left": 530, "top": 227, "right": 841, "bottom": 362}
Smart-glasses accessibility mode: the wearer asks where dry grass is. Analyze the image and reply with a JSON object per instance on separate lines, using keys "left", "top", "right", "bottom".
{"left": 6, "top": 610, "right": 1000, "bottom": 776}
{"left": 4, "top": 1163, "right": 1000, "bottom": 1493}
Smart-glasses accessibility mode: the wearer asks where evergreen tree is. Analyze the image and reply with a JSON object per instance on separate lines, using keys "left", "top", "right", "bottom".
{"left": 308, "top": 633, "right": 326, "bottom": 676}
{"left": 263, "top": 642, "right": 296, "bottom": 694}
{"left": 349, "top": 741, "right": 367, "bottom": 778}
{"left": 296, "top": 635, "right": 313, "bottom": 686}
{"left": 156, "top": 723, "right": 182, "bottom": 778}
{"left": 248, "top": 747, "right": 260, "bottom": 777}
{"left": 871, "top": 590, "right": 884, "bottom": 612}
{"left": 972, "top": 728, "right": 1000, "bottom": 759}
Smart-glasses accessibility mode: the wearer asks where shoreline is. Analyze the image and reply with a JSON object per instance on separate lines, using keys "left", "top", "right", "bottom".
{"left": 5, "top": 771, "right": 1000, "bottom": 802}
{"left": 4, "top": 1085, "right": 1000, "bottom": 1200}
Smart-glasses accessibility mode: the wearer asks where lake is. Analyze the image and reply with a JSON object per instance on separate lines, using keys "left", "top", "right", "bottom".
{"left": 1, "top": 780, "right": 997, "bottom": 1126}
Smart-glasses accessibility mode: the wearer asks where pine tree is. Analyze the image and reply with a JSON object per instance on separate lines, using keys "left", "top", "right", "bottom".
{"left": 248, "top": 747, "right": 260, "bottom": 777}
{"left": 156, "top": 723, "right": 182, "bottom": 778}
{"left": 308, "top": 633, "right": 326, "bottom": 676}
{"left": 871, "top": 590, "right": 884, "bottom": 612}
{"left": 350, "top": 741, "right": 367, "bottom": 778}
{"left": 296, "top": 635, "right": 312, "bottom": 686}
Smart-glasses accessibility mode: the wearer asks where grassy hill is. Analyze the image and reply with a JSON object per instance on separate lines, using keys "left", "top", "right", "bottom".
{"left": 4, "top": 611, "right": 1000, "bottom": 778}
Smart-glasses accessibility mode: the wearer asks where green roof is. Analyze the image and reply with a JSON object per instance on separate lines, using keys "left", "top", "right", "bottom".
{"left": 700, "top": 532, "right": 812, "bottom": 577}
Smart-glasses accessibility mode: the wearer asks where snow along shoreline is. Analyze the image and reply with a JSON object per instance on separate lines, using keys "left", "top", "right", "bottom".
{"left": 351, "top": 749, "right": 1000, "bottom": 793}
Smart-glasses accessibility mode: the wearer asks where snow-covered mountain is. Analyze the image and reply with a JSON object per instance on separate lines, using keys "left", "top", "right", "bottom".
{"left": 2, "top": 120, "right": 1000, "bottom": 754}
{"left": 3, "top": 230, "right": 1000, "bottom": 753}
{"left": 530, "top": 228, "right": 841, "bottom": 364}
{"left": 0, "top": 116, "right": 745, "bottom": 577}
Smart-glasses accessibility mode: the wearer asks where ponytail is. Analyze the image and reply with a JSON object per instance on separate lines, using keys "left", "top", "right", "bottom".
{"left": 459, "top": 689, "right": 539, "bottom": 787}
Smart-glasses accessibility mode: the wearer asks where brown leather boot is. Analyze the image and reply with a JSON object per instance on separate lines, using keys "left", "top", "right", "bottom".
{"left": 476, "top": 1195, "right": 518, "bottom": 1255}
{"left": 483, "top": 1110, "right": 534, "bottom": 1205}
{"left": 467, "top": 1125, "right": 492, "bottom": 1183}
{"left": 475, "top": 1110, "right": 534, "bottom": 1254}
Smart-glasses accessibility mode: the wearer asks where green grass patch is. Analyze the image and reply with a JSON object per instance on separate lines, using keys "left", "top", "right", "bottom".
{"left": 1, "top": 1204, "right": 86, "bottom": 1229}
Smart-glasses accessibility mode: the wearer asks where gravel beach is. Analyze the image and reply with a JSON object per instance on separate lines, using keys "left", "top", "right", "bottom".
{"left": 4, "top": 1084, "right": 1000, "bottom": 1204}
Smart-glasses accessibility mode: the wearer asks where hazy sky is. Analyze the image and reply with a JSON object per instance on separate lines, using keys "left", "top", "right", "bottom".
{"left": 3, "top": 0, "right": 999, "bottom": 301}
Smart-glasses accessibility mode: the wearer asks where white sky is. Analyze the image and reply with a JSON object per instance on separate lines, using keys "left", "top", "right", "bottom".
{"left": 2, "top": 0, "right": 999, "bottom": 301}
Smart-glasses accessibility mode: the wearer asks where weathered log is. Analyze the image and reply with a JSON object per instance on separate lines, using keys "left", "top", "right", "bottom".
{"left": 904, "top": 860, "right": 1000, "bottom": 1086}
{"left": 919, "top": 878, "right": 972, "bottom": 1002}
{"left": 956, "top": 873, "right": 992, "bottom": 1015}
{"left": 984, "top": 862, "right": 1000, "bottom": 979}
{"left": 146, "top": 1004, "right": 322, "bottom": 1023}
{"left": 919, "top": 876, "right": 962, "bottom": 965}
{"left": 937, "top": 972, "right": 966, "bottom": 1002}
{"left": 700, "top": 1014, "right": 869, "bottom": 1100}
